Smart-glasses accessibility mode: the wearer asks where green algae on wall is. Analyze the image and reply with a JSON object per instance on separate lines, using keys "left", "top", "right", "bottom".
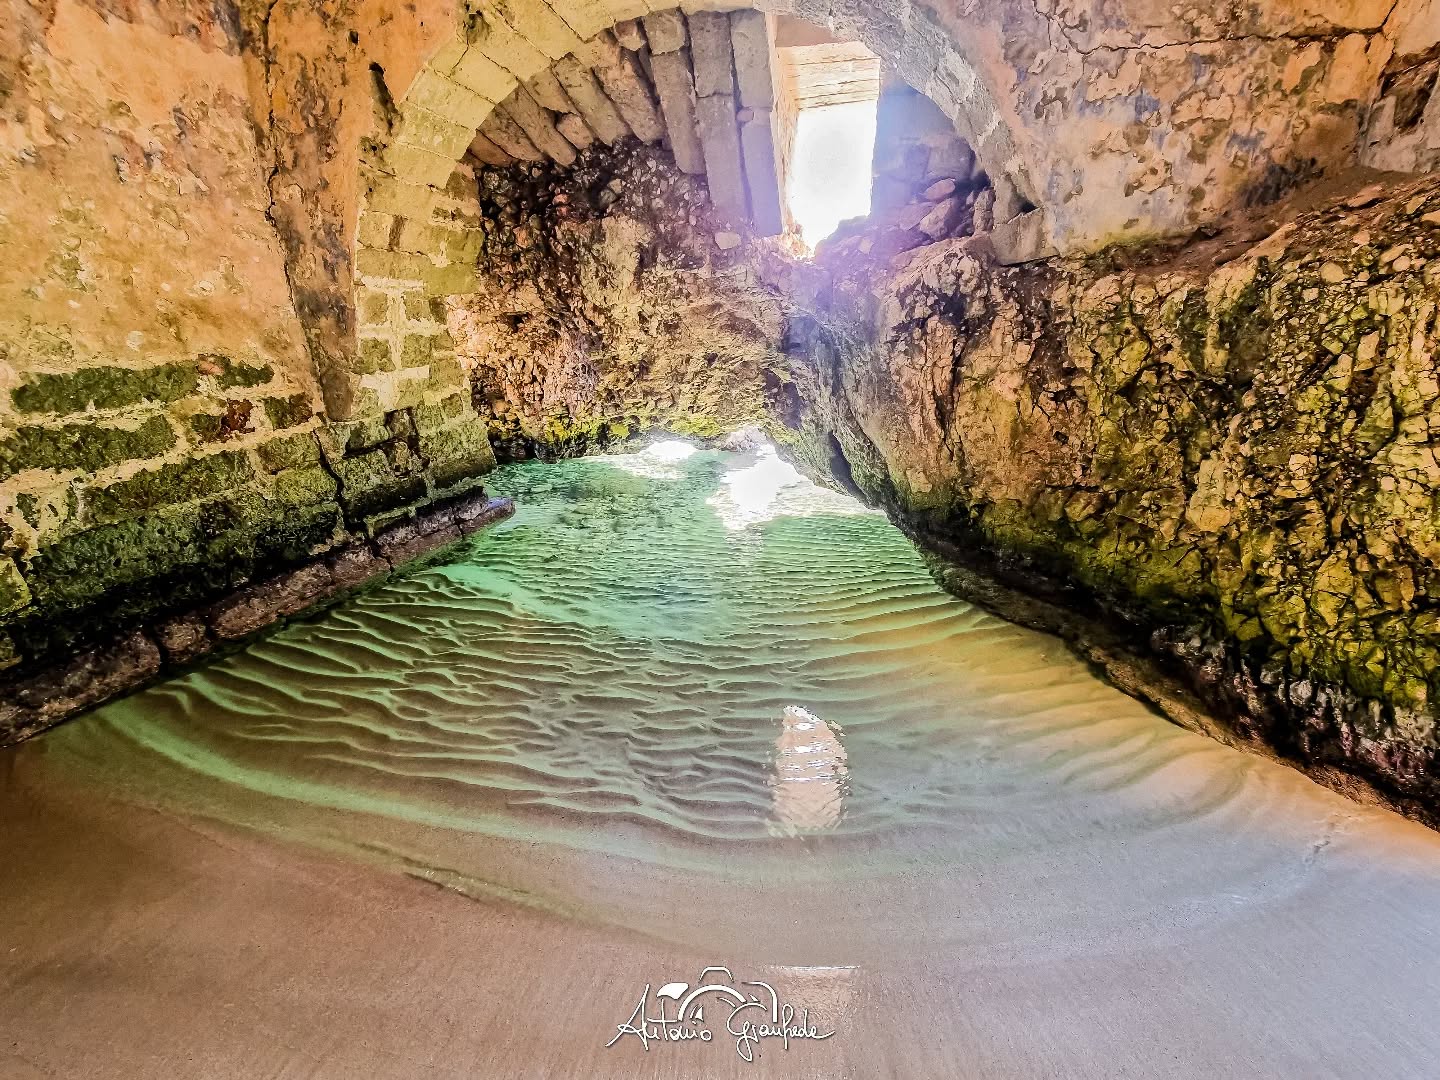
{"left": 783, "top": 173, "right": 1440, "bottom": 815}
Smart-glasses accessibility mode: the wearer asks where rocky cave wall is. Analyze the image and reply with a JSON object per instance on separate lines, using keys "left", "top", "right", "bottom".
{"left": 0, "top": 0, "right": 499, "bottom": 722}
{"left": 792, "top": 172, "right": 1440, "bottom": 820}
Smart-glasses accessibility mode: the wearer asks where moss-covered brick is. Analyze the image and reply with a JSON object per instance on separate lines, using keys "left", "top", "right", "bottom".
{"left": 355, "top": 338, "right": 395, "bottom": 375}
{"left": 189, "top": 413, "right": 225, "bottom": 441}
{"left": 0, "top": 556, "right": 32, "bottom": 615}
{"left": 204, "top": 353, "right": 276, "bottom": 389}
{"left": 257, "top": 432, "right": 322, "bottom": 473}
{"left": 188, "top": 399, "right": 255, "bottom": 444}
{"left": 415, "top": 394, "right": 468, "bottom": 433}
{"left": 401, "top": 334, "right": 440, "bottom": 367}
{"left": 419, "top": 419, "right": 496, "bottom": 489}
{"left": 333, "top": 448, "right": 427, "bottom": 525}
{"left": 11, "top": 490, "right": 342, "bottom": 665}
{"left": 273, "top": 464, "right": 338, "bottom": 507}
{"left": 0, "top": 415, "right": 176, "bottom": 479}
{"left": 264, "top": 393, "right": 315, "bottom": 430}
{"left": 84, "top": 451, "right": 255, "bottom": 525}
{"left": 338, "top": 416, "right": 393, "bottom": 454}
{"left": 403, "top": 292, "right": 444, "bottom": 322}
{"left": 11, "top": 363, "right": 198, "bottom": 413}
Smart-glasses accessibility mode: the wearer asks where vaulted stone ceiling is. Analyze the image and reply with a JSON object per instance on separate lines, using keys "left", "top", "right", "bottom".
{"left": 237, "top": 0, "right": 1440, "bottom": 419}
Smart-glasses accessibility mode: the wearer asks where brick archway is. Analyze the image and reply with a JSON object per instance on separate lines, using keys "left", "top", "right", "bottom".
{"left": 341, "top": 0, "right": 1034, "bottom": 425}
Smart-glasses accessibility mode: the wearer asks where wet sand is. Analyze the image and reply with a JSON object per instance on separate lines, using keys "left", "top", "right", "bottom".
{"left": 5, "top": 444, "right": 1440, "bottom": 1078}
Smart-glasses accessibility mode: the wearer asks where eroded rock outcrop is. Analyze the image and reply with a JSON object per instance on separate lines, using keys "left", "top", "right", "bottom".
{"left": 450, "top": 145, "right": 797, "bottom": 459}
{"left": 449, "top": 137, "right": 1440, "bottom": 821}
{"left": 789, "top": 173, "right": 1440, "bottom": 820}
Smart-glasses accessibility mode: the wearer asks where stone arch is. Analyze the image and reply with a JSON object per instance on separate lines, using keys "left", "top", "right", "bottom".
{"left": 343, "top": 0, "right": 1039, "bottom": 424}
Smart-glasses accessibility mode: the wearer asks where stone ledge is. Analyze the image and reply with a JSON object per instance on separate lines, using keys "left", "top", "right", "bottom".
{"left": 0, "top": 495, "right": 516, "bottom": 747}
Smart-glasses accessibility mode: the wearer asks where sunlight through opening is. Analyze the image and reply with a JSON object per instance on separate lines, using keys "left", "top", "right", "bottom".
{"left": 788, "top": 102, "right": 879, "bottom": 249}
{"left": 773, "top": 21, "right": 882, "bottom": 252}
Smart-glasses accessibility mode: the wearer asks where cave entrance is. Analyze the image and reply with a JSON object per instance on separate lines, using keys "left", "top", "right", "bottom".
{"left": 770, "top": 19, "right": 881, "bottom": 250}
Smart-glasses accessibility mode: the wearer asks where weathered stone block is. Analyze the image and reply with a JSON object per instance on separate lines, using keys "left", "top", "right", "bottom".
{"left": 153, "top": 613, "right": 211, "bottom": 665}
{"left": 402, "top": 70, "right": 493, "bottom": 125}
{"left": 614, "top": 18, "right": 647, "bottom": 50}
{"left": 264, "top": 394, "right": 314, "bottom": 430}
{"left": 12, "top": 364, "right": 198, "bottom": 414}
{"left": 210, "top": 356, "right": 276, "bottom": 390}
{"left": 355, "top": 246, "right": 433, "bottom": 285}
{"left": 695, "top": 93, "right": 748, "bottom": 222}
{"left": 494, "top": 0, "right": 582, "bottom": 60}
{"left": 556, "top": 113, "right": 595, "bottom": 150}
{"left": 0, "top": 415, "right": 177, "bottom": 480}
{"left": 525, "top": 69, "right": 576, "bottom": 114}
{"left": 420, "top": 419, "right": 498, "bottom": 489}
{"left": 443, "top": 230, "right": 485, "bottom": 264}
{"left": 452, "top": 494, "right": 516, "bottom": 535}
{"left": 450, "top": 46, "right": 519, "bottom": 102}
{"left": 382, "top": 142, "right": 460, "bottom": 188}
{"left": 415, "top": 395, "right": 469, "bottom": 433}
{"left": 421, "top": 260, "right": 481, "bottom": 296}
{"left": 358, "top": 288, "right": 395, "bottom": 326}
{"left": 207, "top": 564, "right": 335, "bottom": 641}
{"left": 256, "top": 432, "right": 321, "bottom": 474}
{"left": 739, "top": 110, "right": 784, "bottom": 235}
{"left": 917, "top": 195, "right": 965, "bottom": 239}
{"left": 991, "top": 208, "right": 1058, "bottom": 265}
{"left": 729, "top": 10, "right": 774, "bottom": 110}
{"left": 500, "top": 88, "right": 579, "bottom": 166}
{"left": 651, "top": 49, "right": 706, "bottom": 176}
{"left": 481, "top": 108, "right": 546, "bottom": 162}
{"left": 397, "top": 106, "right": 479, "bottom": 162}
{"left": 85, "top": 452, "right": 255, "bottom": 526}
{"left": 643, "top": 11, "right": 687, "bottom": 53}
{"left": 403, "top": 291, "right": 445, "bottom": 324}
{"left": 467, "top": 131, "right": 515, "bottom": 168}
{"left": 362, "top": 176, "right": 446, "bottom": 221}
{"left": 328, "top": 544, "right": 390, "bottom": 590}
{"left": 592, "top": 49, "right": 665, "bottom": 143}
{"left": 355, "top": 337, "right": 397, "bottom": 375}
{"left": 272, "top": 465, "right": 338, "bottom": 507}
{"left": 689, "top": 11, "right": 736, "bottom": 99}
{"left": 375, "top": 513, "right": 462, "bottom": 567}
{"left": 400, "top": 334, "right": 442, "bottom": 367}
{"left": 333, "top": 449, "right": 427, "bottom": 525}
{"left": 0, "top": 631, "right": 160, "bottom": 746}
{"left": 553, "top": 58, "right": 632, "bottom": 145}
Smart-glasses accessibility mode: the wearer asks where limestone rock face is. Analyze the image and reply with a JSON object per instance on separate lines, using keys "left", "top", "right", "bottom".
{"left": 449, "top": 145, "right": 792, "bottom": 460}
{"left": 785, "top": 172, "right": 1440, "bottom": 818}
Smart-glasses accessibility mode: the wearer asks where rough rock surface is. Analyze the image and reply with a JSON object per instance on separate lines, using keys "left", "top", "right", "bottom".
{"left": 788, "top": 172, "right": 1440, "bottom": 821}
{"left": 450, "top": 144, "right": 794, "bottom": 460}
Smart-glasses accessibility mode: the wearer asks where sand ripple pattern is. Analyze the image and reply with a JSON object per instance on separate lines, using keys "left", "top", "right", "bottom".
{"left": 49, "top": 441, "right": 1402, "bottom": 944}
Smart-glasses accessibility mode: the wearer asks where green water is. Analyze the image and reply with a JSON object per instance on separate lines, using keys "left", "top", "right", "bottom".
{"left": 19, "top": 441, "right": 1440, "bottom": 1079}
{"left": 37, "top": 440, "right": 1434, "bottom": 955}
{"left": 52, "top": 442, "right": 1033, "bottom": 852}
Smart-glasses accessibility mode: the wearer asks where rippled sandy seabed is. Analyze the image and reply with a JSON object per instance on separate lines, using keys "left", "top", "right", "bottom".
{"left": 6, "top": 442, "right": 1440, "bottom": 1079}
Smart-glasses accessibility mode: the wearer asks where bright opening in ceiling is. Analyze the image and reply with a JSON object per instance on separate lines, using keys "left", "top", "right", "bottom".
{"left": 788, "top": 101, "right": 879, "bottom": 249}
{"left": 773, "top": 22, "right": 881, "bottom": 251}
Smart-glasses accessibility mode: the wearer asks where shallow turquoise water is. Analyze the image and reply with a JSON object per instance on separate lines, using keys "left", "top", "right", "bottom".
{"left": 14, "top": 442, "right": 1440, "bottom": 1077}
